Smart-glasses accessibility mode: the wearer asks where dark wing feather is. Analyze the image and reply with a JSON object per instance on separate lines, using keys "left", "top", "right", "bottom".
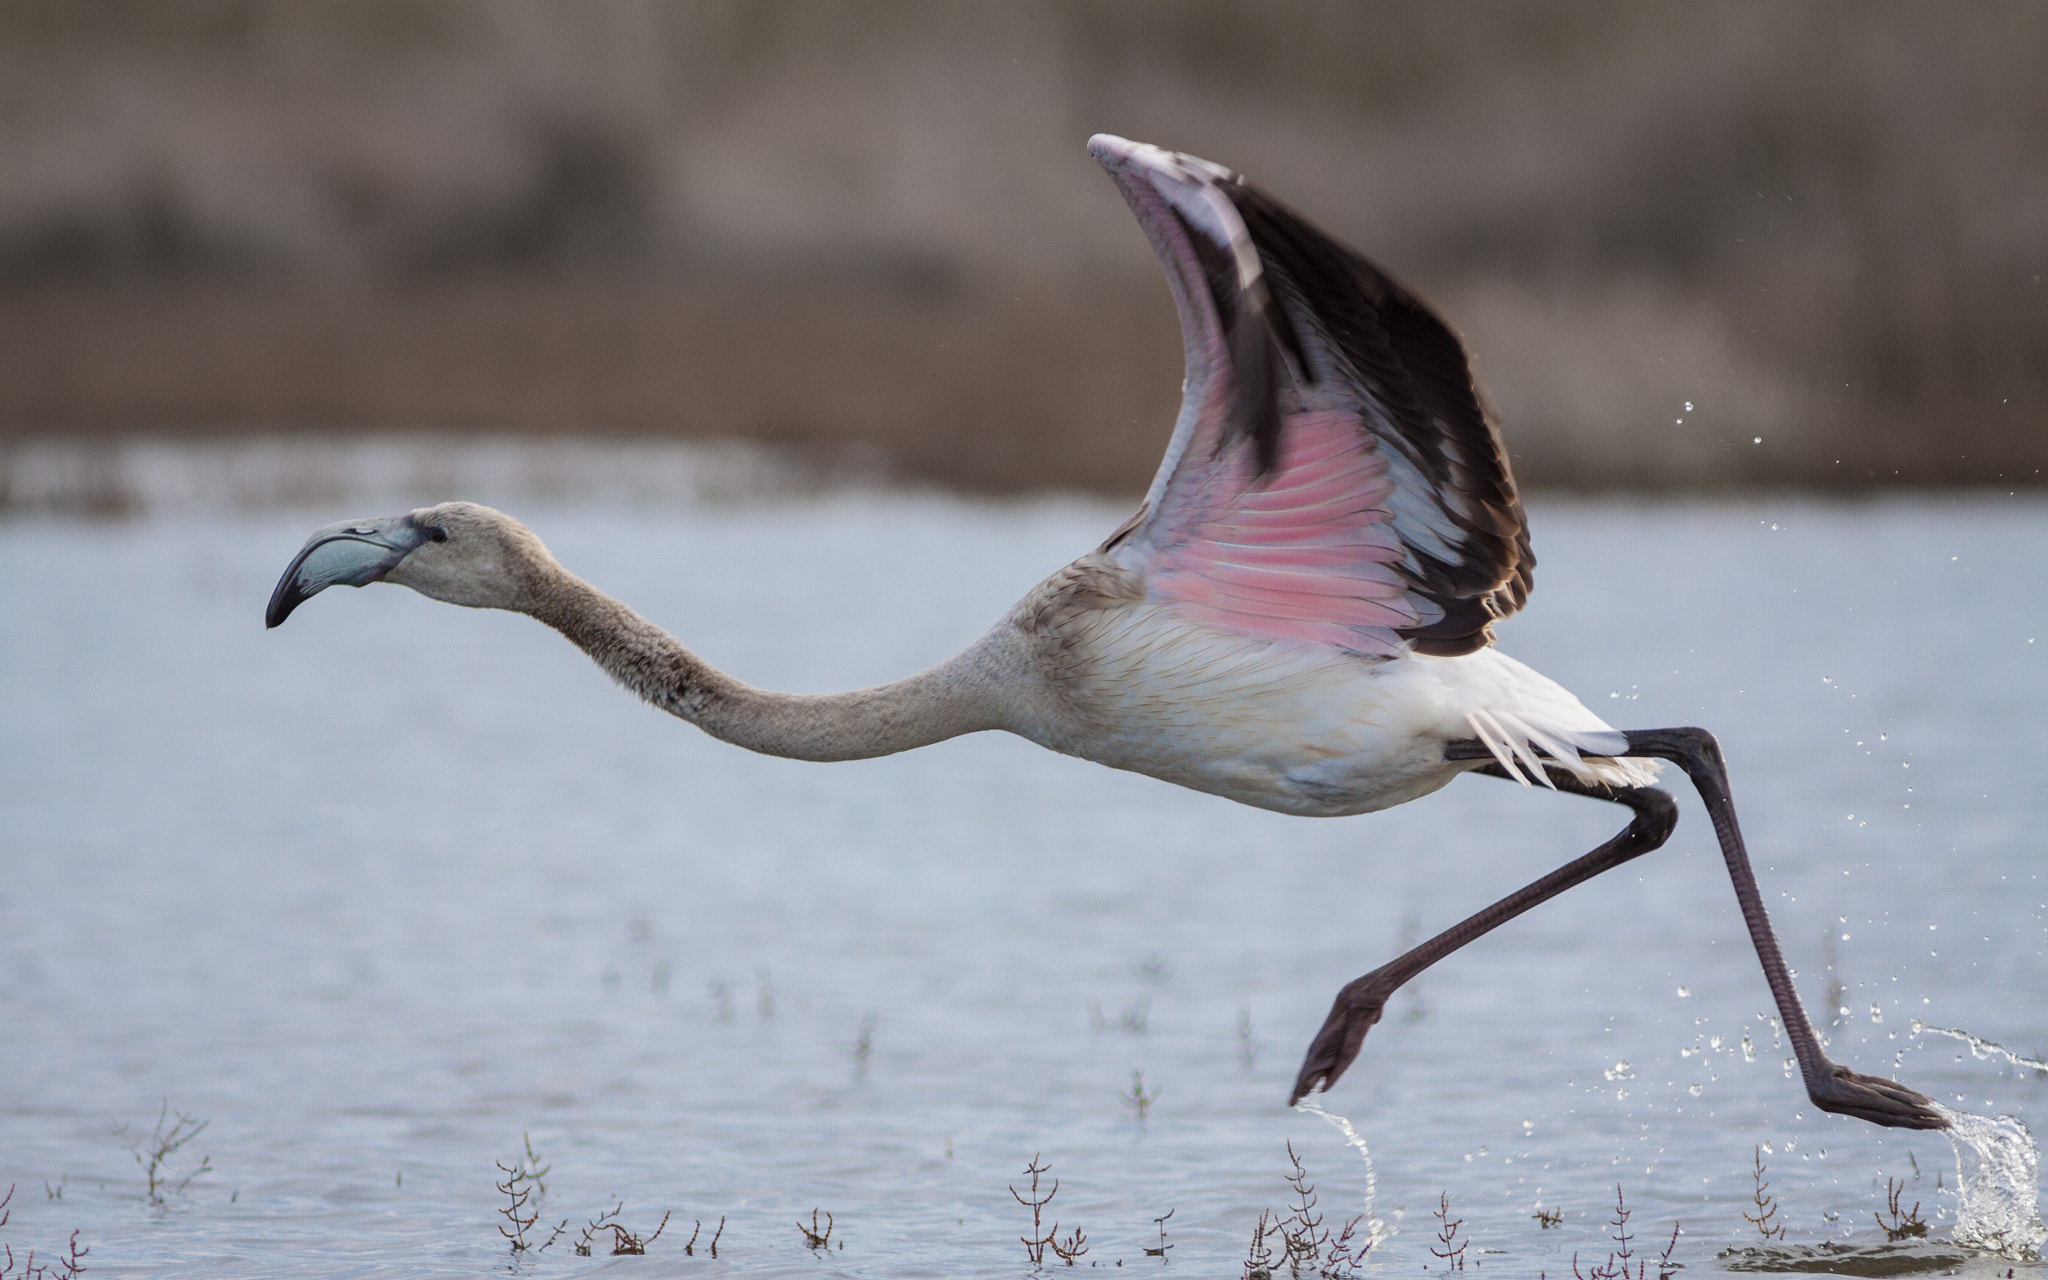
{"left": 1229, "top": 182, "right": 1533, "bottom": 654}
{"left": 1090, "top": 136, "right": 1532, "bottom": 658}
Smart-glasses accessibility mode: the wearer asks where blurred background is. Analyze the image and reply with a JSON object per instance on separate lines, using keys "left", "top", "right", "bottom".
{"left": 2, "top": 0, "right": 2044, "bottom": 503}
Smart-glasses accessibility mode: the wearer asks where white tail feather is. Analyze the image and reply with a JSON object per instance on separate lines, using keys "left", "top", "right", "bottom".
{"left": 1431, "top": 648, "right": 1661, "bottom": 792}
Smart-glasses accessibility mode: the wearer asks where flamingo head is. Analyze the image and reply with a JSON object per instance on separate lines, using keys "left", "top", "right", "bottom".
{"left": 265, "top": 501, "right": 556, "bottom": 626}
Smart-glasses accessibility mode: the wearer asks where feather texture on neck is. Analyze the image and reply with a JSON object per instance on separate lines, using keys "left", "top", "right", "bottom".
{"left": 527, "top": 570, "right": 1006, "bottom": 762}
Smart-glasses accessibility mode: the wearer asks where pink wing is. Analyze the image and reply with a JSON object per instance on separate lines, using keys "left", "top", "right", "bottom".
{"left": 1090, "top": 136, "right": 1532, "bottom": 658}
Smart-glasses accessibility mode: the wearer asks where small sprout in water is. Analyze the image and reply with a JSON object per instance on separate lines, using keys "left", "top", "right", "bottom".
{"left": 576, "top": 1204, "right": 668, "bottom": 1256}
{"left": 852, "top": 1012, "right": 876, "bottom": 1081}
{"left": 1010, "top": 1155, "right": 1060, "bottom": 1268}
{"left": 797, "top": 1209, "right": 833, "bottom": 1251}
{"left": 1744, "top": 1146, "right": 1786, "bottom": 1239}
{"left": 680, "top": 1216, "right": 724, "bottom": 1257}
{"left": 1876, "top": 1177, "right": 1927, "bottom": 1241}
{"left": 115, "top": 1101, "right": 213, "bottom": 1207}
{"left": 1532, "top": 1205, "right": 1562, "bottom": 1229}
{"left": 1144, "top": 1207, "right": 1174, "bottom": 1258}
{"left": 1575, "top": 1185, "right": 1677, "bottom": 1280}
{"left": 1429, "top": 1192, "right": 1466, "bottom": 1271}
{"left": 1123, "top": 1070, "right": 1157, "bottom": 1120}
{"left": 494, "top": 1139, "right": 554, "bottom": 1255}
{"left": 1049, "top": 1224, "right": 1089, "bottom": 1266}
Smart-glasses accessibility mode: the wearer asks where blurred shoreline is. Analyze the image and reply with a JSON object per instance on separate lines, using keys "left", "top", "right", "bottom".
{"left": 6, "top": 281, "right": 2043, "bottom": 498}
{"left": 3, "top": 2, "right": 2044, "bottom": 493}
{"left": 6, "top": 432, "right": 2041, "bottom": 521}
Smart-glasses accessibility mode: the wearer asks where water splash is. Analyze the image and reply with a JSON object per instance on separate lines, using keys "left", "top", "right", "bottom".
{"left": 1294, "top": 1094, "right": 1393, "bottom": 1249}
{"left": 1933, "top": 1104, "right": 2045, "bottom": 1259}
{"left": 1913, "top": 1020, "right": 2048, "bottom": 1073}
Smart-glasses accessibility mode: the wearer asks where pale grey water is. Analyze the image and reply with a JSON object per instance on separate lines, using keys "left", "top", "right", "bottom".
{"left": 3, "top": 478, "right": 2046, "bottom": 1277}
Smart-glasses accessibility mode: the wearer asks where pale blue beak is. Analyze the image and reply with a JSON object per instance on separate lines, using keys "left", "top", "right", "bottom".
{"left": 266, "top": 514, "right": 433, "bottom": 628}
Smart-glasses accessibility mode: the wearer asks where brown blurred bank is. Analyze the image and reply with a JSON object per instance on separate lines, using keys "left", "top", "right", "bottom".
{"left": 1, "top": 1, "right": 2043, "bottom": 494}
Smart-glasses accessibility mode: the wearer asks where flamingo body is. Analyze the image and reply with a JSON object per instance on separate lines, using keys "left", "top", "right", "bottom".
{"left": 996, "top": 569, "right": 1651, "bottom": 817}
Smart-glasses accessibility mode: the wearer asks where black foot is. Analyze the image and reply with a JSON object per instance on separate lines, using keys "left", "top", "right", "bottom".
{"left": 1810, "top": 1064, "right": 1949, "bottom": 1130}
{"left": 1288, "top": 976, "right": 1390, "bottom": 1105}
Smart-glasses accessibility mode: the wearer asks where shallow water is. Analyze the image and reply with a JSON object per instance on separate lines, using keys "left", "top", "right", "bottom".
{"left": 3, "top": 483, "right": 2046, "bottom": 1277}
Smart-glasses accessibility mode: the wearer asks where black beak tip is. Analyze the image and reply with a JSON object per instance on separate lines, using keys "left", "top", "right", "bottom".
{"left": 265, "top": 581, "right": 305, "bottom": 629}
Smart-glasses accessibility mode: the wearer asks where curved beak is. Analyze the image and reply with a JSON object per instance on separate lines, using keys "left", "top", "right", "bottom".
{"left": 266, "top": 514, "right": 432, "bottom": 628}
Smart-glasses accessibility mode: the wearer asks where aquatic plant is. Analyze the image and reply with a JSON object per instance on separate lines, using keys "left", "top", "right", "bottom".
{"left": 1430, "top": 1192, "right": 1467, "bottom": 1272}
{"left": 1533, "top": 1205, "right": 1563, "bottom": 1229}
{"left": 492, "top": 1138, "right": 555, "bottom": 1254}
{"left": 1090, "top": 997, "right": 1151, "bottom": 1035}
{"left": 1281, "top": 1143, "right": 1330, "bottom": 1272}
{"left": 1570, "top": 1185, "right": 1678, "bottom": 1280}
{"left": 112, "top": 1102, "right": 211, "bottom": 1206}
{"left": 1011, "top": 1155, "right": 1060, "bottom": 1267}
{"left": 573, "top": 1202, "right": 669, "bottom": 1256}
{"left": 0, "top": 1185, "right": 88, "bottom": 1280}
{"left": 1145, "top": 1208, "right": 1174, "bottom": 1259}
{"left": 1122, "top": 1070, "right": 1156, "bottom": 1121}
{"left": 494, "top": 1138, "right": 672, "bottom": 1258}
{"left": 1240, "top": 1145, "right": 1367, "bottom": 1280}
{"left": 1876, "top": 1176, "right": 1928, "bottom": 1241}
{"left": 1049, "top": 1224, "right": 1089, "bottom": 1266}
{"left": 679, "top": 1216, "right": 723, "bottom": 1257}
{"left": 852, "top": 1013, "right": 877, "bottom": 1081}
{"left": 1244, "top": 1210, "right": 1276, "bottom": 1278}
{"left": 797, "top": 1209, "right": 833, "bottom": 1251}
{"left": 1744, "top": 1146, "right": 1787, "bottom": 1240}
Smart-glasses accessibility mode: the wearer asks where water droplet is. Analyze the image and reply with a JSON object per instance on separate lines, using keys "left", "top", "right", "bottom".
{"left": 1676, "top": 986, "right": 1690, "bottom": 998}
{"left": 1688, "top": 1084, "right": 1703, "bottom": 1096}
{"left": 1741, "top": 1035, "right": 1756, "bottom": 1063}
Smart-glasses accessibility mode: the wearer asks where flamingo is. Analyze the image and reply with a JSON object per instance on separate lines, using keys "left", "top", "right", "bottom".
{"left": 266, "top": 134, "right": 1944, "bottom": 1130}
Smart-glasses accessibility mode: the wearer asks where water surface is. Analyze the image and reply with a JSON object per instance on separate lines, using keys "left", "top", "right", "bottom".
{"left": 3, "top": 484, "right": 2044, "bottom": 1276}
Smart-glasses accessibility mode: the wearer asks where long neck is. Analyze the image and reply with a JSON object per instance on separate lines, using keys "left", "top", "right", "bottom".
{"left": 525, "top": 568, "right": 1007, "bottom": 762}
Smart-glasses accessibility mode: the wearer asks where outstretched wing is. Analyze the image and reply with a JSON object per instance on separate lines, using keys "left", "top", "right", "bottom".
{"left": 1089, "top": 135, "right": 1531, "bottom": 658}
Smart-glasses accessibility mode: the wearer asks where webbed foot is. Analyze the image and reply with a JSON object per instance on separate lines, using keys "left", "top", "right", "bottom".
{"left": 1809, "top": 1063, "right": 1948, "bottom": 1130}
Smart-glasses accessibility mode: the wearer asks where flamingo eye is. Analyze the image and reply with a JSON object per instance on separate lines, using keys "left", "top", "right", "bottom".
{"left": 427, "top": 526, "right": 449, "bottom": 543}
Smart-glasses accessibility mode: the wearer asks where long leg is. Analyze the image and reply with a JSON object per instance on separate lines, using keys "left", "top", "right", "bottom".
{"left": 1289, "top": 765, "right": 1675, "bottom": 1105}
{"left": 1525, "top": 727, "right": 1940, "bottom": 1128}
